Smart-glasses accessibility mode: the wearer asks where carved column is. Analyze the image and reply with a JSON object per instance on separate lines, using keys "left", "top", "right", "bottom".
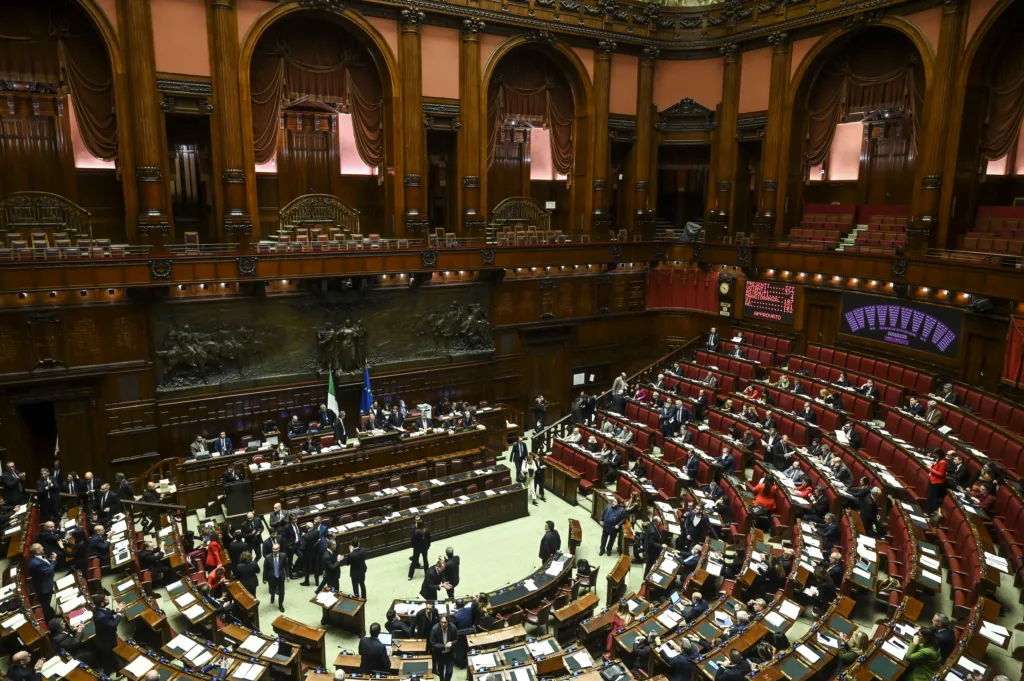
{"left": 118, "top": 0, "right": 172, "bottom": 244}
{"left": 910, "top": 0, "right": 966, "bottom": 252}
{"left": 590, "top": 40, "right": 615, "bottom": 232}
{"left": 709, "top": 43, "right": 740, "bottom": 242}
{"left": 754, "top": 32, "right": 791, "bottom": 243}
{"left": 400, "top": 8, "right": 427, "bottom": 236}
{"left": 632, "top": 47, "right": 657, "bottom": 237}
{"left": 459, "top": 19, "right": 485, "bottom": 237}
{"left": 208, "top": 0, "right": 252, "bottom": 241}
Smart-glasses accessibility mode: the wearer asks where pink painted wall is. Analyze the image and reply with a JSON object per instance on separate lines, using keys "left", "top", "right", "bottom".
{"left": 152, "top": 0, "right": 210, "bottom": 76}
{"left": 237, "top": 0, "right": 273, "bottom": 46}
{"left": 94, "top": 0, "right": 117, "bottom": 35}
{"left": 421, "top": 25, "right": 459, "bottom": 98}
{"left": 790, "top": 36, "right": 820, "bottom": 83}
{"left": 739, "top": 47, "right": 771, "bottom": 113}
{"left": 904, "top": 8, "right": 941, "bottom": 56}
{"left": 828, "top": 122, "right": 862, "bottom": 180}
{"left": 481, "top": 34, "right": 507, "bottom": 78}
{"left": 366, "top": 17, "right": 399, "bottom": 64}
{"left": 609, "top": 54, "right": 638, "bottom": 115}
{"left": 653, "top": 58, "right": 723, "bottom": 111}
{"left": 966, "top": 0, "right": 999, "bottom": 47}
{"left": 573, "top": 47, "right": 594, "bottom": 84}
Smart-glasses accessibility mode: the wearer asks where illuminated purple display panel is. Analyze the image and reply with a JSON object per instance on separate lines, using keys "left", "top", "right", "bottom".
{"left": 743, "top": 280, "right": 796, "bottom": 323}
{"left": 840, "top": 293, "right": 962, "bottom": 357}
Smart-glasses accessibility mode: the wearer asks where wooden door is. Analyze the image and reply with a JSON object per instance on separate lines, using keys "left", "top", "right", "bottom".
{"left": 55, "top": 398, "right": 98, "bottom": 474}
{"left": 962, "top": 332, "right": 1005, "bottom": 392}
{"left": 805, "top": 303, "right": 838, "bottom": 348}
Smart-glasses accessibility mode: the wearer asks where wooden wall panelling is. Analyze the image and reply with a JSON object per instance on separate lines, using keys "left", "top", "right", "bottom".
{"left": 591, "top": 41, "right": 614, "bottom": 231}
{"left": 632, "top": 49, "right": 656, "bottom": 234}
{"left": 400, "top": 9, "right": 427, "bottom": 235}
{"left": 0, "top": 94, "right": 76, "bottom": 200}
{"left": 711, "top": 44, "right": 741, "bottom": 238}
{"left": 458, "top": 19, "right": 484, "bottom": 236}
{"left": 757, "top": 33, "right": 792, "bottom": 241}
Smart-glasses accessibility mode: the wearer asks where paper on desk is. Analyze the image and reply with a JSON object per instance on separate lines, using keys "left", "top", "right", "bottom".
{"left": 660, "top": 558, "right": 679, "bottom": 573}
{"left": 116, "top": 580, "right": 134, "bottom": 593}
{"left": 430, "top": 479, "right": 442, "bottom": 486}
{"left": 240, "top": 634, "right": 266, "bottom": 653}
{"left": 920, "top": 555, "right": 940, "bottom": 570}
{"left": 882, "top": 637, "right": 908, "bottom": 660}
{"left": 921, "top": 569, "right": 942, "bottom": 585}
{"left": 778, "top": 600, "right": 801, "bottom": 620}
{"left": 657, "top": 609, "right": 682, "bottom": 628}
{"left": 471, "top": 653, "right": 497, "bottom": 669}
{"left": 169, "top": 633, "right": 197, "bottom": 652}
{"left": 852, "top": 567, "right": 873, "bottom": 581}
{"left": 796, "top": 645, "right": 820, "bottom": 664}
{"left": 706, "top": 561, "right": 723, "bottom": 577}
{"left": 123, "top": 656, "right": 156, "bottom": 678}
{"left": 316, "top": 592, "right": 339, "bottom": 607}
{"left": 955, "top": 657, "right": 986, "bottom": 674}
{"left": 857, "top": 545, "right": 876, "bottom": 562}
{"left": 571, "top": 651, "right": 594, "bottom": 668}
{"left": 527, "top": 639, "right": 556, "bottom": 657}
{"left": 524, "top": 579, "right": 538, "bottom": 592}
{"left": 175, "top": 592, "right": 196, "bottom": 608}
{"left": 3, "top": 613, "right": 27, "bottom": 629}
{"left": 183, "top": 603, "right": 207, "bottom": 620}
{"left": 511, "top": 668, "right": 534, "bottom": 681}
{"left": 261, "top": 642, "right": 280, "bottom": 659}
{"left": 55, "top": 574, "right": 77, "bottom": 590}
{"left": 816, "top": 633, "right": 839, "bottom": 649}
{"left": 764, "top": 611, "right": 786, "bottom": 628}
{"left": 69, "top": 610, "right": 92, "bottom": 627}
{"left": 243, "top": 663, "right": 264, "bottom": 679}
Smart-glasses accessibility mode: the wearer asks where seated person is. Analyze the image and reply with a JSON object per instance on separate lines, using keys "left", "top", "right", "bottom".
{"left": 613, "top": 425, "right": 633, "bottom": 446}
{"left": 742, "top": 384, "right": 762, "bottom": 400}
{"left": 287, "top": 415, "right": 307, "bottom": 436}
{"left": 565, "top": 427, "right": 583, "bottom": 444}
{"left": 190, "top": 435, "right": 208, "bottom": 457}
{"left": 586, "top": 436, "right": 600, "bottom": 453}
{"left": 773, "top": 375, "right": 791, "bottom": 390}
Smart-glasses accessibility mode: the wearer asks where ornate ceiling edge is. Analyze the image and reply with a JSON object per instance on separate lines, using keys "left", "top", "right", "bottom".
{"left": 329, "top": 0, "right": 941, "bottom": 53}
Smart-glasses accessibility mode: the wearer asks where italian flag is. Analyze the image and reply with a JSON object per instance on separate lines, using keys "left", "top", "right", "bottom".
{"left": 327, "top": 372, "right": 340, "bottom": 416}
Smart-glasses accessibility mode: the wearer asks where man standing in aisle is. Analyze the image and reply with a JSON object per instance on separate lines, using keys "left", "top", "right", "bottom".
{"left": 263, "top": 543, "right": 289, "bottom": 612}
{"left": 598, "top": 498, "right": 627, "bottom": 557}
{"left": 510, "top": 436, "right": 529, "bottom": 482}
{"left": 611, "top": 372, "right": 628, "bottom": 413}
{"left": 430, "top": 614, "right": 460, "bottom": 681}
{"left": 28, "top": 544, "right": 57, "bottom": 621}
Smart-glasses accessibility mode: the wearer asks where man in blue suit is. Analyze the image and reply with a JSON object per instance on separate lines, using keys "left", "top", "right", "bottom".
{"left": 213, "top": 431, "right": 233, "bottom": 453}
{"left": 28, "top": 544, "right": 57, "bottom": 621}
{"left": 90, "top": 526, "right": 110, "bottom": 567}
{"left": 91, "top": 594, "right": 127, "bottom": 674}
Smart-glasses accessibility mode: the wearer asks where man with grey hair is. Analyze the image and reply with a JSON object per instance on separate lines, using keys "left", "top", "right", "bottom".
{"left": 927, "top": 612, "right": 955, "bottom": 659}
{"left": 334, "top": 671, "right": 347, "bottom": 681}
{"left": 444, "top": 547, "right": 460, "bottom": 599}
{"left": 851, "top": 483, "right": 883, "bottom": 537}
{"left": 938, "top": 383, "right": 959, "bottom": 405}
{"left": 144, "top": 672, "right": 161, "bottom": 681}
{"left": 924, "top": 400, "right": 943, "bottom": 426}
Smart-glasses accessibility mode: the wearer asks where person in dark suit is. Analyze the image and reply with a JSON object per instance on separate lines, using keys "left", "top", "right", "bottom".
{"left": 938, "top": 384, "right": 958, "bottom": 405}
{"left": 35, "top": 468, "right": 60, "bottom": 523}
{"left": 6, "top": 651, "right": 44, "bottom": 681}
{"left": 2, "top": 462, "right": 26, "bottom": 505}
{"left": 643, "top": 518, "right": 664, "bottom": 576}
{"left": 91, "top": 594, "right": 127, "bottom": 674}
{"left": 659, "top": 637, "right": 702, "bottom": 681}
{"left": 318, "top": 404, "right": 337, "bottom": 430}
{"left": 706, "top": 328, "right": 720, "bottom": 352}
{"left": 762, "top": 412, "right": 777, "bottom": 431}
{"left": 443, "top": 547, "right": 460, "bottom": 599}
{"left": 262, "top": 528, "right": 280, "bottom": 559}
{"left": 96, "top": 483, "right": 121, "bottom": 524}
{"left": 387, "top": 406, "right": 404, "bottom": 431}
{"left": 539, "top": 520, "right": 561, "bottom": 561}
{"left": 907, "top": 397, "right": 926, "bottom": 418}
{"left": 282, "top": 514, "right": 303, "bottom": 573}
{"left": 228, "top": 530, "right": 248, "bottom": 568}
{"left": 860, "top": 380, "right": 880, "bottom": 400}
{"left": 416, "top": 412, "right": 434, "bottom": 432}
{"left": 139, "top": 540, "right": 170, "bottom": 585}
{"left": 415, "top": 601, "right": 441, "bottom": 638}
{"left": 212, "top": 431, "right": 233, "bottom": 453}
{"left": 510, "top": 436, "right": 529, "bottom": 482}
{"left": 62, "top": 473, "right": 82, "bottom": 505}
{"left": 241, "top": 511, "right": 266, "bottom": 559}
{"left": 301, "top": 523, "right": 321, "bottom": 586}
{"left": 842, "top": 422, "right": 862, "bottom": 450}
{"left": 49, "top": 618, "right": 89, "bottom": 662}
{"left": 800, "top": 403, "right": 817, "bottom": 425}
{"left": 408, "top": 517, "right": 431, "bottom": 580}
{"left": 235, "top": 551, "right": 260, "bottom": 596}
{"left": 420, "top": 558, "right": 449, "bottom": 601}
{"left": 288, "top": 415, "right": 306, "bottom": 436}
{"left": 850, "top": 485, "right": 882, "bottom": 536}
{"left": 334, "top": 410, "right": 348, "bottom": 445}
{"left": 661, "top": 402, "right": 679, "bottom": 438}
{"left": 926, "top": 613, "right": 956, "bottom": 659}
{"left": 713, "top": 650, "right": 750, "bottom": 681}
{"left": 731, "top": 345, "right": 744, "bottom": 359}
{"left": 79, "top": 472, "right": 100, "bottom": 512}
{"left": 263, "top": 543, "right": 289, "bottom": 612}
{"left": 35, "top": 521, "right": 63, "bottom": 562}
{"left": 340, "top": 540, "right": 366, "bottom": 597}
{"left": 90, "top": 526, "right": 110, "bottom": 564}
{"left": 358, "top": 623, "right": 392, "bottom": 674}
{"left": 430, "top": 615, "right": 460, "bottom": 681}
{"left": 694, "top": 390, "right": 709, "bottom": 420}
{"left": 28, "top": 544, "right": 57, "bottom": 621}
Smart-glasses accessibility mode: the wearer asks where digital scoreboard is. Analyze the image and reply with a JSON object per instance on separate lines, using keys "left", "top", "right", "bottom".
{"left": 743, "top": 280, "right": 797, "bottom": 324}
{"left": 840, "top": 293, "right": 962, "bottom": 357}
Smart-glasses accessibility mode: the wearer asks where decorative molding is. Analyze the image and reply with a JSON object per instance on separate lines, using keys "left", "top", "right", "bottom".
{"left": 611, "top": 245, "right": 622, "bottom": 261}
{"left": 422, "top": 101, "right": 460, "bottom": 116}
{"left": 237, "top": 256, "right": 258, "bottom": 276}
{"left": 737, "top": 115, "right": 768, "bottom": 130}
{"left": 150, "top": 259, "right": 173, "bottom": 281}
{"left": 657, "top": 97, "right": 716, "bottom": 132}
{"left": 406, "top": 218, "right": 430, "bottom": 232}
{"left": 222, "top": 169, "right": 246, "bottom": 184}
{"left": 641, "top": 46, "right": 660, "bottom": 62}
{"left": 464, "top": 217, "right": 487, "bottom": 228}
{"left": 737, "top": 246, "right": 751, "bottom": 265}
{"left": 523, "top": 29, "right": 558, "bottom": 43}
{"left": 421, "top": 250, "right": 438, "bottom": 267}
{"left": 404, "top": 173, "right": 423, "bottom": 187}
{"left": 461, "top": 17, "right": 486, "bottom": 33}
{"left": 539, "top": 279, "right": 557, "bottom": 291}
{"left": 891, "top": 258, "right": 907, "bottom": 278}
{"left": 400, "top": 7, "right": 426, "bottom": 25}
{"left": 462, "top": 176, "right": 481, "bottom": 188}
{"left": 481, "top": 249, "right": 496, "bottom": 265}
{"left": 719, "top": 43, "right": 738, "bottom": 57}
{"left": 298, "top": 0, "right": 346, "bottom": 8}
{"left": 136, "top": 166, "right": 163, "bottom": 182}
{"left": 596, "top": 39, "right": 618, "bottom": 54}
{"left": 842, "top": 8, "right": 884, "bottom": 29}
{"left": 156, "top": 78, "right": 213, "bottom": 96}
{"left": 223, "top": 217, "right": 253, "bottom": 235}
{"left": 693, "top": 241, "right": 705, "bottom": 260}
{"left": 767, "top": 31, "right": 790, "bottom": 46}
{"left": 921, "top": 175, "right": 942, "bottom": 189}
{"left": 608, "top": 116, "right": 637, "bottom": 131}
{"left": 138, "top": 221, "right": 171, "bottom": 235}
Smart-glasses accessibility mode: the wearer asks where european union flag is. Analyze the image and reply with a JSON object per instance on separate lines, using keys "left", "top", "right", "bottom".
{"left": 360, "top": 364, "right": 373, "bottom": 415}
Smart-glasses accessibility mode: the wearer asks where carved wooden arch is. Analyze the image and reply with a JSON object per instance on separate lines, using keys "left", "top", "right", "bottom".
{"left": 237, "top": 1, "right": 403, "bottom": 237}
{"left": 936, "top": 0, "right": 1020, "bottom": 247}
{"left": 279, "top": 193, "right": 360, "bottom": 232}
{"left": 490, "top": 196, "right": 551, "bottom": 231}
{"left": 479, "top": 35, "right": 594, "bottom": 231}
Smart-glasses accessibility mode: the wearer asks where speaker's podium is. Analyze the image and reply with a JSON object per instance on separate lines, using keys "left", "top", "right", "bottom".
{"left": 223, "top": 479, "right": 253, "bottom": 520}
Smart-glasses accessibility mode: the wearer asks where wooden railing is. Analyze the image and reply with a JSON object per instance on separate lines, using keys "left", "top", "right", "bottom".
{"left": 531, "top": 336, "right": 701, "bottom": 454}
{"left": 132, "top": 457, "right": 181, "bottom": 498}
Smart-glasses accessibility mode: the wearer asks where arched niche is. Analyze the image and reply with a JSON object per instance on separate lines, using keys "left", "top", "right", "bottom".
{"left": 780, "top": 22, "right": 931, "bottom": 230}
{"left": 941, "top": 0, "right": 1024, "bottom": 248}
{"left": 481, "top": 38, "right": 592, "bottom": 235}
{"left": 239, "top": 5, "right": 400, "bottom": 236}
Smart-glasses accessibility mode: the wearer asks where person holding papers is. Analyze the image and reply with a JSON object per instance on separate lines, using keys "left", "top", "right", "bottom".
{"left": 925, "top": 452, "right": 948, "bottom": 513}
{"left": 429, "top": 614, "right": 460, "bottom": 681}
{"left": 841, "top": 422, "right": 861, "bottom": 450}
{"left": 806, "top": 567, "right": 837, "bottom": 613}
{"left": 906, "top": 629, "right": 942, "bottom": 681}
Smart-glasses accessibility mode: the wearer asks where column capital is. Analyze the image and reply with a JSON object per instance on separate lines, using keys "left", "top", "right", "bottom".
{"left": 596, "top": 39, "right": 617, "bottom": 56}
{"left": 640, "top": 46, "right": 659, "bottom": 63}
{"left": 399, "top": 7, "right": 425, "bottom": 29}
{"left": 461, "top": 18, "right": 486, "bottom": 36}
{"left": 719, "top": 43, "right": 739, "bottom": 61}
{"left": 209, "top": 0, "right": 235, "bottom": 8}
{"left": 767, "top": 32, "right": 789, "bottom": 48}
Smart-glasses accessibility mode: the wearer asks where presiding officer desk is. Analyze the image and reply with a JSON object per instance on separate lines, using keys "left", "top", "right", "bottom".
{"left": 178, "top": 425, "right": 490, "bottom": 511}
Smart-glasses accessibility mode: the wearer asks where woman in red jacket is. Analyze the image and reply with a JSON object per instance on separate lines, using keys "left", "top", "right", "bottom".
{"left": 925, "top": 451, "right": 948, "bottom": 513}
{"left": 204, "top": 531, "right": 224, "bottom": 571}
{"left": 750, "top": 477, "right": 777, "bottom": 513}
